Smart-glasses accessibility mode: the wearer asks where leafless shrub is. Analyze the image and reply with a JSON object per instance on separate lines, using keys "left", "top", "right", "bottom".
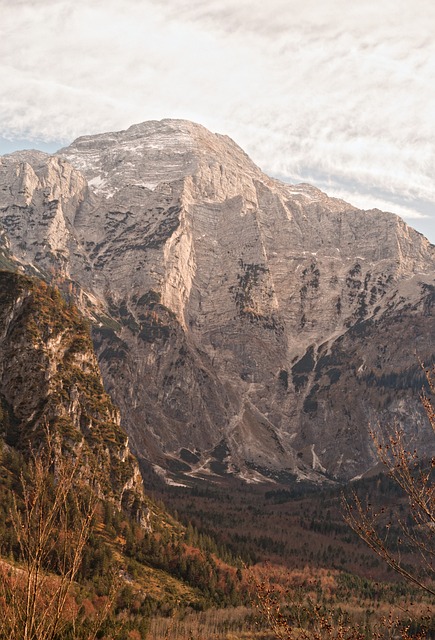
{"left": 0, "top": 429, "right": 99, "bottom": 640}
{"left": 344, "top": 364, "right": 435, "bottom": 598}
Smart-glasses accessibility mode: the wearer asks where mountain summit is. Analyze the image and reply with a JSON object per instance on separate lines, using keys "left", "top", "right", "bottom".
{"left": 1, "top": 119, "right": 434, "bottom": 483}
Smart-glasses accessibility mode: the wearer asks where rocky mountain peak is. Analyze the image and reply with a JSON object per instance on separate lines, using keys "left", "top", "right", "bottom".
{"left": 57, "top": 118, "right": 263, "bottom": 201}
{"left": 0, "top": 119, "right": 434, "bottom": 485}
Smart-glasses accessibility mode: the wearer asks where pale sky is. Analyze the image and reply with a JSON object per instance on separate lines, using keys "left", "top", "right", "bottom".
{"left": 1, "top": 0, "right": 434, "bottom": 243}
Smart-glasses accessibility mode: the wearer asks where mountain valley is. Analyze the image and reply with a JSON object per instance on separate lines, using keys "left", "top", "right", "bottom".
{"left": 0, "top": 119, "right": 434, "bottom": 638}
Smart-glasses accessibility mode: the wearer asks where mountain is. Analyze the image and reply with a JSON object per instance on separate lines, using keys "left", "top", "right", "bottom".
{"left": 0, "top": 119, "right": 434, "bottom": 483}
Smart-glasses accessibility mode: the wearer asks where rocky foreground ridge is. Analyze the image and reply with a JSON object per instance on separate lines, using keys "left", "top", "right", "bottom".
{"left": 0, "top": 270, "right": 146, "bottom": 515}
{"left": 0, "top": 119, "right": 434, "bottom": 483}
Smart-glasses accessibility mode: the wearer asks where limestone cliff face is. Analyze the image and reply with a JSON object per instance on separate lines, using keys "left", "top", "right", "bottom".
{"left": 0, "top": 271, "right": 146, "bottom": 511}
{"left": 0, "top": 119, "right": 434, "bottom": 482}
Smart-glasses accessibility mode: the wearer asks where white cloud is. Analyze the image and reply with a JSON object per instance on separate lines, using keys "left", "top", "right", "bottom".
{"left": 1, "top": 0, "right": 435, "bottom": 241}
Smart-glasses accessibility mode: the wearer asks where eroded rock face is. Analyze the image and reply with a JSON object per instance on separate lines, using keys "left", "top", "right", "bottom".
{"left": 0, "top": 119, "right": 434, "bottom": 483}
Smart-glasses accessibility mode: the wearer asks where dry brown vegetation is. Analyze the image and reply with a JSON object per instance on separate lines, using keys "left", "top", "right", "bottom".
{"left": 146, "top": 606, "right": 257, "bottom": 639}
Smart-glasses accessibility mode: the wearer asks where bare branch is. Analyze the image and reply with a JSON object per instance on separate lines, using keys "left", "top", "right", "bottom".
{"left": 344, "top": 364, "right": 435, "bottom": 597}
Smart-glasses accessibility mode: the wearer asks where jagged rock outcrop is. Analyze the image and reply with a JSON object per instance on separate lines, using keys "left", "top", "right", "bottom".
{"left": 0, "top": 119, "right": 434, "bottom": 483}
{"left": 0, "top": 270, "right": 146, "bottom": 513}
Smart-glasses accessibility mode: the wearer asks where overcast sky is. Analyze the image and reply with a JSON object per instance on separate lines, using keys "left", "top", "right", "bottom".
{"left": 1, "top": 0, "right": 434, "bottom": 243}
